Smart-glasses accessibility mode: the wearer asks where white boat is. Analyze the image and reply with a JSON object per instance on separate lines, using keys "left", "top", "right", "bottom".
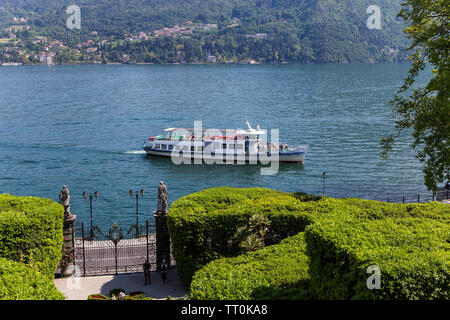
{"left": 143, "top": 121, "right": 308, "bottom": 164}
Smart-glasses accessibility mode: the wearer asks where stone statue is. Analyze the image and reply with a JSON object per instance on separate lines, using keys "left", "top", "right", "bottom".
{"left": 157, "top": 181, "right": 168, "bottom": 214}
{"left": 59, "top": 185, "right": 74, "bottom": 219}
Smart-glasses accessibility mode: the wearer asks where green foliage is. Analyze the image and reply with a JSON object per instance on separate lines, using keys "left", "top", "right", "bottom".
{"left": 317, "top": 197, "right": 450, "bottom": 222}
{"left": 381, "top": 0, "right": 449, "bottom": 191}
{"left": 190, "top": 232, "right": 310, "bottom": 300}
{"left": 239, "top": 233, "right": 264, "bottom": 252}
{"left": 0, "top": 258, "right": 65, "bottom": 300}
{"left": 176, "top": 187, "right": 449, "bottom": 299}
{"left": 0, "top": 194, "right": 64, "bottom": 278}
{"left": 291, "top": 192, "right": 323, "bottom": 202}
{"left": 167, "top": 187, "right": 313, "bottom": 287}
{"left": 305, "top": 215, "right": 450, "bottom": 299}
{"left": 234, "top": 213, "right": 271, "bottom": 252}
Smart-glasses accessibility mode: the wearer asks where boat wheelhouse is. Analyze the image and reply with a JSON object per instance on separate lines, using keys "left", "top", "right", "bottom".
{"left": 143, "top": 121, "right": 308, "bottom": 164}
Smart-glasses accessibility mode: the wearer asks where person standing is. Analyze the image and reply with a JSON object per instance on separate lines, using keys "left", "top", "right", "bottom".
{"left": 143, "top": 259, "right": 151, "bottom": 285}
{"left": 161, "top": 259, "right": 168, "bottom": 284}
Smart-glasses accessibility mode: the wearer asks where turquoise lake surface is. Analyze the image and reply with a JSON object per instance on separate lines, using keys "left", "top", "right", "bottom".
{"left": 0, "top": 64, "right": 431, "bottom": 231}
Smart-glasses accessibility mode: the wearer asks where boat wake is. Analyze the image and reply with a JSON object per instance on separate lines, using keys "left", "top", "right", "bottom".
{"left": 123, "top": 150, "right": 147, "bottom": 155}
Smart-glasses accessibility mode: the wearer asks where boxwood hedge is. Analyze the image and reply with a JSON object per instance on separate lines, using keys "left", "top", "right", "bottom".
{"left": 305, "top": 215, "right": 450, "bottom": 299}
{"left": 0, "top": 258, "right": 65, "bottom": 300}
{"left": 190, "top": 232, "right": 310, "bottom": 300}
{"left": 167, "top": 188, "right": 314, "bottom": 287}
{"left": 170, "top": 187, "right": 449, "bottom": 299}
{"left": 0, "top": 194, "right": 64, "bottom": 278}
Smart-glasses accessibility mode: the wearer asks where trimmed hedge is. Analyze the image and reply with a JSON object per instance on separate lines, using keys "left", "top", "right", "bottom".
{"left": 190, "top": 232, "right": 310, "bottom": 300}
{"left": 0, "top": 194, "right": 64, "bottom": 278}
{"left": 305, "top": 215, "right": 450, "bottom": 299}
{"left": 0, "top": 258, "right": 65, "bottom": 300}
{"left": 170, "top": 187, "right": 450, "bottom": 299}
{"left": 167, "top": 188, "right": 314, "bottom": 287}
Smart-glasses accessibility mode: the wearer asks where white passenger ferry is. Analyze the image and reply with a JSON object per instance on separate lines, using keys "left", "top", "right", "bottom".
{"left": 143, "top": 121, "right": 308, "bottom": 164}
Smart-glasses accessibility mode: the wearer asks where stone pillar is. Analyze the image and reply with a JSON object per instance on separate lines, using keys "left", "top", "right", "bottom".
{"left": 153, "top": 211, "right": 170, "bottom": 271}
{"left": 61, "top": 214, "right": 76, "bottom": 277}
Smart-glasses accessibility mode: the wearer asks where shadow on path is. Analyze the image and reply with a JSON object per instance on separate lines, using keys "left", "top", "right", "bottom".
{"left": 54, "top": 268, "right": 187, "bottom": 300}
{"left": 100, "top": 269, "right": 186, "bottom": 299}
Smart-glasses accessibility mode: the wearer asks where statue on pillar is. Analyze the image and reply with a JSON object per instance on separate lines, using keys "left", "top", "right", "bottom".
{"left": 58, "top": 185, "right": 76, "bottom": 277}
{"left": 157, "top": 181, "right": 168, "bottom": 215}
{"left": 59, "top": 185, "right": 75, "bottom": 220}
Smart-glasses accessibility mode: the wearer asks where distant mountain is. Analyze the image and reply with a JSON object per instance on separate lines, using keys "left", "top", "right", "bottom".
{"left": 0, "top": 0, "right": 409, "bottom": 64}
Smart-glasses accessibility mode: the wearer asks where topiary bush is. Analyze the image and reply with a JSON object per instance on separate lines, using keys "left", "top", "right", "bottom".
{"left": 167, "top": 187, "right": 315, "bottom": 287}
{"left": 305, "top": 215, "right": 450, "bottom": 299}
{"left": 171, "top": 187, "right": 449, "bottom": 299}
{"left": 0, "top": 258, "right": 65, "bottom": 300}
{"left": 190, "top": 232, "right": 310, "bottom": 300}
{"left": 0, "top": 194, "right": 64, "bottom": 278}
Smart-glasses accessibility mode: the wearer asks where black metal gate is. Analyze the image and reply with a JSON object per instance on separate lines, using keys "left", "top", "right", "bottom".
{"left": 73, "top": 220, "right": 157, "bottom": 276}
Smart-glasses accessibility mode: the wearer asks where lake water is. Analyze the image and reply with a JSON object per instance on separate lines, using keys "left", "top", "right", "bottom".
{"left": 0, "top": 64, "right": 431, "bottom": 231}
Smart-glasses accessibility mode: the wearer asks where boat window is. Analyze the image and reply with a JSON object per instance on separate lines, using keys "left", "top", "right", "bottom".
{"left": 182, "top": 145, "right": 189, "bottom": 151}
{"left": 161, "top": 144, "right": 167, "bottom": 150}
{"left": 155, "top": 144, "right": 160, "bottom": 149}
{"left": 197, "top": 146, "right": 203, "bottom": 152}
{"left": 168, "top": 145, "right": 174, "bottom": 151}
{"left": 228, "top": 144, "right": 234, "bottom": 149}
{"left": 174, "top": 145, "right": 181, "bottom": 151}
{"left": 237, "top": 144, "right": 243, "bottom": 150}
{"left": 213, "top": 142, "right": 221, "bottom": 149}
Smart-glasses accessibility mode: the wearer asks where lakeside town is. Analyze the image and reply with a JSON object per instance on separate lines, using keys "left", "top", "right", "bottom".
{"left": 0, "top": 14, "right": 402, "bottom": 66}
{"left": 0, "top": 16, "right": 273, "bottom": 65}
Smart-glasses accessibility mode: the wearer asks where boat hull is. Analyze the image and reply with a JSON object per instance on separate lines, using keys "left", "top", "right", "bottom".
{"left": 143, "top": 147, "right": 306, "bottom": 164}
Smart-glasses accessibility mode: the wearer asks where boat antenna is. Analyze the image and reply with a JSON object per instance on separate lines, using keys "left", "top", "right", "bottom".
{"left": 245, "top": 116, "right": 252, "bottom": 130}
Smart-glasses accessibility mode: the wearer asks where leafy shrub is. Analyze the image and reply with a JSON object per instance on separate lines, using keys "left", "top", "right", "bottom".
{"left": 305, "top": 215, "right": 450, "bottom": 299}
{"left": 234, "top": 213, "right": 271, "bottom": 252}
{"left": 0, "top": 194, "right": 64, "bottom": 278}
{"left": 0, "top": 258, "right": 65, "bottom": 300}
{"left": 190, "top": 233, "right": 310, "bottom": 300}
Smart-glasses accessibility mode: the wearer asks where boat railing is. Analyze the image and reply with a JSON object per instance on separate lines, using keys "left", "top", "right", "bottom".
{"left": 150, "top": 135, "right": 246, "bottom": 142}
{"left": 147, "top": 136, "right": 308, "bottom": 153}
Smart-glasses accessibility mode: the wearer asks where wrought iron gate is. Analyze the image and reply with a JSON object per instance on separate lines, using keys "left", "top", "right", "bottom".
{"left": 73, "top": 220, "right": 157, "bottom": 276}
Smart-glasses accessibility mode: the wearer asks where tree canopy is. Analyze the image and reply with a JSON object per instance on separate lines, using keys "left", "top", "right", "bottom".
{"left": 381, "top": 0, "right": 449, "bottom": 191}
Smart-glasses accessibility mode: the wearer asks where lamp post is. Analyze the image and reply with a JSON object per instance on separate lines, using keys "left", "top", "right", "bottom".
{"left": 82, "top": 191, "right": 99, "bottom": 240}
{"left": 322, "top": 171, "right": 327, "bottom": 196}
{"left": 129, "top": 189, "right": 145, "bottom": 237}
